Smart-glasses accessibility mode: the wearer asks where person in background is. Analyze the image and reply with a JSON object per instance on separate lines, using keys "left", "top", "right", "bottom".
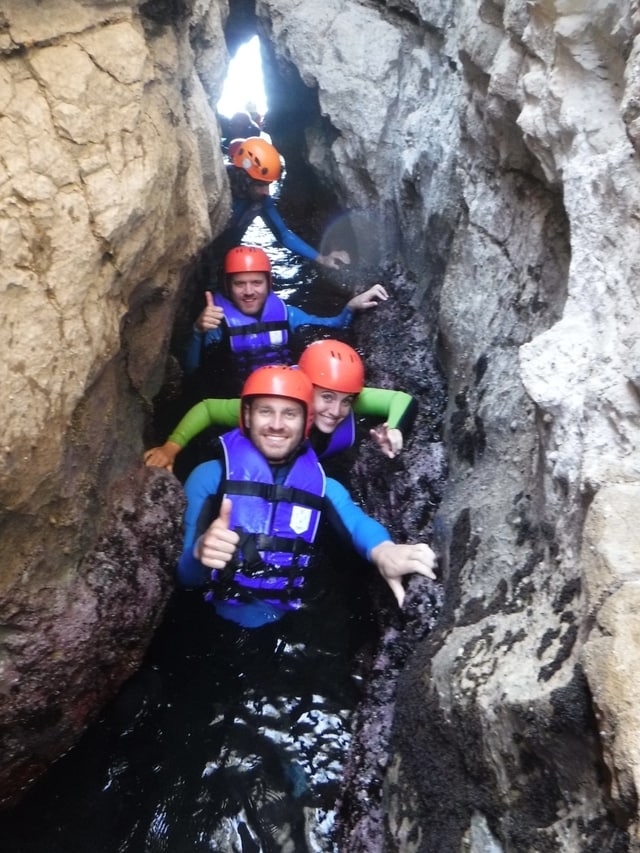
{"left": 184, "top": 246, "right": 389, "bottom": 396}
{"left": 226, "top": 138, "right": 245, "bottom": 162}
{"left": 223, "top": 137, "right": 350, "bottom": 269}
{"left": 144, "top": 340, "right": 417, "bottom": 472}
{"left": 177, "top": 365, "right": 436, "bottom": 627}
{"left": 244, "top": 101, "right": 272, "bottom": 143}
{"left": 220, "top": 111, "right": 261, "bottom": 153}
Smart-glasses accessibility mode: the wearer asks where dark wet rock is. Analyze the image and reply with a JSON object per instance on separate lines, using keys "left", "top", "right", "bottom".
{"left": 336, "top": 577, "right": 444, "bottom": 852}
{"left": 0, "top": 468, "right": 184, "bottom": 809}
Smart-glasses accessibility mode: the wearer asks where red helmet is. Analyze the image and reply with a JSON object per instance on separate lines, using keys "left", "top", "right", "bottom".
{"left": 232, "top": 136, "right": 282, "bottom": 182}
{"left": 224, "top": 245, "right": 272, "bottom": 290}
{"left": 241, "top": 365, "right": 315, "bottom": 437}
{"left": 227, "top": 138, "right": 245, "bottom": 160}
{"left": 298, "top": 339, "right": 365, "bottom": 394}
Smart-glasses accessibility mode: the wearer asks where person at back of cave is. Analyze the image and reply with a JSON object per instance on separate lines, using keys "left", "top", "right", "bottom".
{"left": 183, "top": 245, "right": 390, "bottom": 398}
{"left": 145, "top": 339, "right": 418, "bottom": 473}
{"left": 220, "top": 136, "right": 350, "bottom": 269}
{"left": 220, "top": 110, "right": 261, "bottom": 153}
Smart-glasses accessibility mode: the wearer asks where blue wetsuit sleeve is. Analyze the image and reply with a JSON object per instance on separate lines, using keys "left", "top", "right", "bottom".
{"left": 183, "top": 327, "right": 224, "bottom": 375}
{"left": 324, "top": 477, "right": 391, "bottom": 561}
{"left": 260, "top": 197, "right": 320, "bottom": 262}
{"left": 177, "top": 459, "right": 224, "bottom": 586}
{"left": 287, "top": 304, "right": 353, "bottom": 332}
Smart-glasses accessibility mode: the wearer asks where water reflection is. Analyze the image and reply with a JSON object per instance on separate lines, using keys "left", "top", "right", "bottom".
{"left": 1, "top": 547, "right": 378, "bottom": 852}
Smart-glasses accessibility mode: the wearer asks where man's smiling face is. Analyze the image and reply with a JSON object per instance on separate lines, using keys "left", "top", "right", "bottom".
{"left": 243, "top": 396, "right": 305, "bottom": 462}
{"left": 229, "top": 271, "right": 269, "bottom": 316}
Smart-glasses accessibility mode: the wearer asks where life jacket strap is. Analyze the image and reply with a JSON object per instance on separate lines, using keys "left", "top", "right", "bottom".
{"left": 227, "top": 319, "right": 289, "bottom": 337}
{"left": 211, "top": 530, "right": 311, "bottom": 604}
{"left": 223, "top": 479, "right": 324, "bottom": 512}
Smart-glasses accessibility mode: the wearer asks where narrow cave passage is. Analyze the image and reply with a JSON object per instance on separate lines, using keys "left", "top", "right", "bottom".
{"left": 5, "top": 0, "right": 634, "bottom": 848}
{"left": 0, "top": 174, "right": 444, "bottom": 852}
{"left": 0, "top": 7, "right": 447, "bottom": 851}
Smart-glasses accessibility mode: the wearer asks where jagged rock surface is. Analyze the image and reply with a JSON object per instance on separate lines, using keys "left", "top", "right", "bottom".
{"left": 257, "top": 0, "right": 640, "bottom": 850}
{"left": 0, "top": 0, "right": 229, "bottom": 806}
{"left": 3, "top": 0, "right": 640, "bottom": 851}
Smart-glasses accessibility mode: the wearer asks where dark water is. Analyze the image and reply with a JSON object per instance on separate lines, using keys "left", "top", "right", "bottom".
{"left": 0, "top": 219, "right": 394, "bottom": 852}
{"left": 0, "top": 560, "right": 379, "bottom": 853}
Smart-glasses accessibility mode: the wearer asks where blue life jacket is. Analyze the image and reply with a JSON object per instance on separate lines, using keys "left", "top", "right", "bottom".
{"left": 316, "top": 412, "right": 356, "bottom": 459}
{"left": 213, "top": 292, "right": 292, "bottom": 379}
{"left": 208, "top": 429, "right": 326, "bottom": 610}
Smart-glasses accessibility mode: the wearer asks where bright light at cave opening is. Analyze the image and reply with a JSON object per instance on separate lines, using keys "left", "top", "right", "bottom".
{"left": 217, "top": 35, "right": 268, "bottom": 119}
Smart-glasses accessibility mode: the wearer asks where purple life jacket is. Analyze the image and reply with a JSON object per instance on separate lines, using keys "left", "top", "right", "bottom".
{"left": 210, "top": 429, "right": 326, "bottom": 610}
{"left": 214, "top": 292, "right": 292, "bottom": 379}
{"left": 316, "top": 412, "right": 357, "bottom": 459}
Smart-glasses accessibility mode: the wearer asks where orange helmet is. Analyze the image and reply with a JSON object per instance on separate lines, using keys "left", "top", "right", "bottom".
{"left": 241, "top": 365, "right": 315, "bottom": 437}
{"left": 232, "top": 136, "right": 282, "bottom": 183}
{"left": 227, "top": 138, "right": 245, "bottom": 160}
{"left": 224, "top": 245, "right": 272, "bottom": 290}
{"left": 298, "top": 339, "right": 365, "bottom": 394}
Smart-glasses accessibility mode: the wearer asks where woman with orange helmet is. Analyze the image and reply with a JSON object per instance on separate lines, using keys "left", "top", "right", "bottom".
{"left": 298, "top": 339, "right": 413, "bottom": 460}
{"left": 219, "top": 136, "right": 350, "bottom": 269}
{"left": 144, "top": 340, "right": 417, "bottom": 475}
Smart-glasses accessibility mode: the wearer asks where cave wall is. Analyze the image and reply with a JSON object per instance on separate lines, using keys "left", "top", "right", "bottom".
{"left": 255, "top": 0, "right": 640, "bottom": 851}
{"left": 0, "top": 0, "right": 230, "bottom": 805}
{"left": 3, "top": 0, "right": 640, "bottom": 850}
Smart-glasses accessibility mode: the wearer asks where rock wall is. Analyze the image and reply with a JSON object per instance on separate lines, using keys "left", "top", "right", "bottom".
{"left": 0, "top": 0, "right": 230, "bottom": 806}
{"left": 3, "top": 0, "right": 640, "bottom": 849}
{"left": 256, "top": 0, "right": 640, "bottom": 850}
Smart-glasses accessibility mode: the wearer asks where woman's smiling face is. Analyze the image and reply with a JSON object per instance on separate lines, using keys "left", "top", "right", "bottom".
{"left": 312, "top": 387, "right": 355, "bottom": 434}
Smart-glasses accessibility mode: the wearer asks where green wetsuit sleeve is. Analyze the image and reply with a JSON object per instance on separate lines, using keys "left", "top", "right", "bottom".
{"left": 168, "top": 398, "right": 241, "bottom": 447}
{"left": 352, "top": 387, "right": 418, "bottom": 433}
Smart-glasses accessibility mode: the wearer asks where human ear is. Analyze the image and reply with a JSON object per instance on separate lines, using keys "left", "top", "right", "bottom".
{"left": 242, "top": 402, "right": 251, "bottom": 431}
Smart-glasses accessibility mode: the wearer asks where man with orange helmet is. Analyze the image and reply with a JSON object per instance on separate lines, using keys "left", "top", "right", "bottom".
{"left": 184, "top": 245, "right": 389, "bottom": 395}
{"left": 177, "top": 365, "right": 436, "bottom": 627}
{"left": 222, "top": 136, "right": 350, "bottom": 269}
{"left": 145, "top": 340, "right": 416, "bottom": 474}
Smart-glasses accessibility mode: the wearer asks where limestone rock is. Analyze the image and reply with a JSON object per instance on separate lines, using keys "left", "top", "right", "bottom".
{"left": 257, "top": 0, "right": 640, "bottom": 849}
{"left": 4, "top": 0, "right": 640, "bottom": 849}
{"left": 0, "top": 0, "right": 229, "bottom": 807}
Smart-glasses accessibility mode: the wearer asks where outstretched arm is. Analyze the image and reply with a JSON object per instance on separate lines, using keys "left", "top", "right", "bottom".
{"left": 324, "top": 477, "right": 436, "bottom": 607}
{"left": 260, "top": 197, "right": 325, "bottom": 262}
{"left": 346, "top": 284, "right": 389, "bottom": 312}
{"left": 261, "top": 197, "right": 351, "bottom": 267}
{"left": 143, "top": 398, "right": 241, "bottom": 471}
{"left": 287, "top": 284, "right": 390, "bottom": 334}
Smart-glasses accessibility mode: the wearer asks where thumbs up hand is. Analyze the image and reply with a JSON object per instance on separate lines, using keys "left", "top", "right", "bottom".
{"left": 195, "top": 498, "right": 240, "bottom": 569}
{"left": 195, "top": 291, "right": 224, "bottom": 332}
